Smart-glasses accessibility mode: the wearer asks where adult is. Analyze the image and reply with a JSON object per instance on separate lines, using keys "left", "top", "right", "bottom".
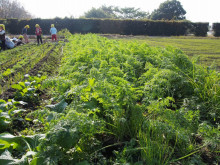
{"left": 22, "top": 25, "right": 30, "bottom": 43}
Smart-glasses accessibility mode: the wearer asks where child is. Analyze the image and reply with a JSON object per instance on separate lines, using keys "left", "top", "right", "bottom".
{"left": 35, "top": 24, "right": 43, "bottom": 44}
{"left": 50, "top": 24, "right": 57, "bottom": 42}
{"left": 22, "top": 25, "right": 30, "bottom": 43}
{"left": 0, "top": 24, "right": 6, "bottom": 51}
{"left": 12, "top": 36, "right": 24, "bottom": 47}
{"left": 5, "top": 36, "right": 15, "bottom": 49}
{"left": 17, "top": 35, "right": 24, "bottom": 46}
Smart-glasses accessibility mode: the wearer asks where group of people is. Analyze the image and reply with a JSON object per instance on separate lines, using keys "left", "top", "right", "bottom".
{"left": 0, "top": 24, "right": 24, "bottom": 51}
{"left": 0, "top": 23, "right": 58, "bottom": 51}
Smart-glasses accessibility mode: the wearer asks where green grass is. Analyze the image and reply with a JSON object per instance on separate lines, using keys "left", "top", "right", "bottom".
{"left": 114, "top": 36, "right": 220, "bottom": 69}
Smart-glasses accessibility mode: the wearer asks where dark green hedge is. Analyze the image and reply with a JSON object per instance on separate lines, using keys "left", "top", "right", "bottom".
{"left": 0, "top": 18, "right": 209, "bottom": 36}
{"left": 190, "top": 23, "right": 209, "bottom": 36}
{"left": 213, "top": 23, "right": 220, "bottom": 37}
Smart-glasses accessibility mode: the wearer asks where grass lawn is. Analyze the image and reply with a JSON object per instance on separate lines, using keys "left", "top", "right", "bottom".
{"left": 105, "top": 35, "right": 220, "bottom": 69}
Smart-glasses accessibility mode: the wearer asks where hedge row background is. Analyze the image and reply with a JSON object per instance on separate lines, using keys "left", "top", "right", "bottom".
{"left": 0, "top": 18, "right": 212, "bottom": 36}
{"left": 213, "top": 23, "right": 220, "bottom": 37}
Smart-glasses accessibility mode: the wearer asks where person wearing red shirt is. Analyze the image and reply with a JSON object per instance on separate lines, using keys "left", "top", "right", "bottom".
{"left": 35, "top": 24, "right": 43, "bottom": 45}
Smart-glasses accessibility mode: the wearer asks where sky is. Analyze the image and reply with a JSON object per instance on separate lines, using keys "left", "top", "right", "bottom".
{"left": 18, "top": 0, "right": 220, "bottom": 23}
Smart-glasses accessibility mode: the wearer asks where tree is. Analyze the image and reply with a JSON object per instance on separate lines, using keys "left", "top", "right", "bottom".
{"left": 99, "top": 6, "right": 117, "bottom": 18}
{"left": 0, "top": 0, "right": 32, "bottom": 19}
{"left": 83, "top": 7, "right": 112, "bottom": 18}
{"left": 83, "top": 6, "right": 149, "bottom": 19}
{"left": 151, "top": 0, "right": 186, "bottom": 20}
{"left": 116, "top": 7, "right": 149, "bottom": 19}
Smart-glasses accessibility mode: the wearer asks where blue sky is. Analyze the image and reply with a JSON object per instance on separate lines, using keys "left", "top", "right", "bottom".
{"left": 18, "top": 0, "right": 219, "bottom": 23}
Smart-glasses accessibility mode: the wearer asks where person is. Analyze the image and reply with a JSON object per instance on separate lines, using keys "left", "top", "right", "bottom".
{"left": 12, "top": 38, "right": 18, "bottom": 46}
{"left": 16, "top": 35, "right": 24, "bottom": 46}
{"left": 22, "top": 25, "right": 30, "bottom": 43}
{"left": 12, "top": 36, "right": 24, "bottom": 47}
{"left": 5, "top": 36, "right": 15, "bottom": 49}
{"left": 50, "top": 24, "right": 57, "bottom": 42}
{"left": 0, "top": 24, "right": 6, "bottom": 51}
{"left": 35, "top": 24, "right": 43, "bottom": 44}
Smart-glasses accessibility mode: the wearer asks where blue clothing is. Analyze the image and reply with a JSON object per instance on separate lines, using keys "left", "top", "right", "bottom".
{"left": 5, "top": 37, "right": 15, "bottom": 49}
{"left": 22, "top": 28, "right": 28, "bottom": 34}
{"left": 50, "top": 27, "right": 57, "bottom": 35}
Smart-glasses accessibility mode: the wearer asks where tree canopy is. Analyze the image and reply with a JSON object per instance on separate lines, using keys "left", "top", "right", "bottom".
{"left": 0, "top": 0, "right": 32, "bottom": 19}
{"left": 83, "top": 6, "right": 149, "bottom": 19}
{"left": 83, "top": 7, "right": 112, "bottom": 18}
{"left": 151, "top": 0, "right": 186, "bottom": 20}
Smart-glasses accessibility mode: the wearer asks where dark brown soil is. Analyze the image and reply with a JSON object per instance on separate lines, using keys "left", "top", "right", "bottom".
{"left": 0, "top": 88, "right": 16, "bottom": 100}
{"left": 201, "top": 148, "right": 219, "bottom": 165}
{"left": 28, "top": 45, "right": 56, "bottom": 76}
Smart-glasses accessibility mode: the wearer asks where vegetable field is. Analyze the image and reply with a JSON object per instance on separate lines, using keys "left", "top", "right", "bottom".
{"left": 0, "top": 34, "right": 219, "bottom": 164}
{"left": 114, "top": 36, "right": 220, "bottom": 69}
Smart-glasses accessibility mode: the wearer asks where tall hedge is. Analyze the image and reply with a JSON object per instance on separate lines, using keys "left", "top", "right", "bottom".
{"left": 213, "top": 23, "right": 220, "bottom": 37}
{"left": 190, "top": 23, "right": 209, "bottom": 36}
{"left": 0, "top": 18, "right": 209, "bottom": 37}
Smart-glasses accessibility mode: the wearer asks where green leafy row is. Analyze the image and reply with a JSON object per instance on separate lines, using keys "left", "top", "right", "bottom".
{"left": 0, "top": 43, "right": 60, "bottom": 95}
{"left": 39, "top": 34, "right": 219, "bottom": 164}
{"left": 0, "top": 44, "right": 34, "bottom": 67}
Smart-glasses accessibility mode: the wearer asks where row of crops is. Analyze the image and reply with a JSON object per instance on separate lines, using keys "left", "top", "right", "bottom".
{"left": 0, "top": 34, "right": 219, "bottom": 164}
{"left": 0, "top": 43, "right": 63, "bottom": 97}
